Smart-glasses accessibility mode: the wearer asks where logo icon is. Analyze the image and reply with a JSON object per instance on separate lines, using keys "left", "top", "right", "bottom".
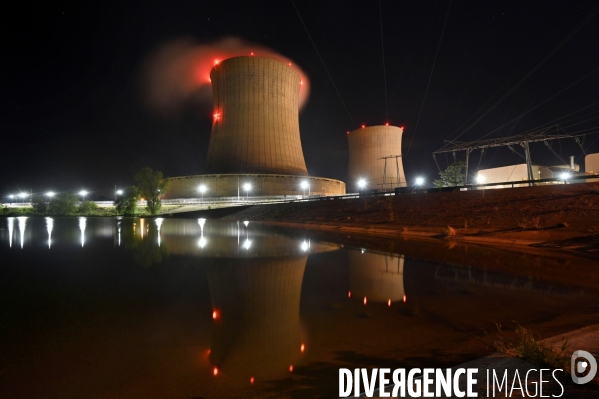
{"left": 571, "top": 350, "right": 597, "bottom": 384}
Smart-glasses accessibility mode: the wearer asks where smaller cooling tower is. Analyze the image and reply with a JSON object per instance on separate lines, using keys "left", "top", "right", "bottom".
{"left": 347, "top": 125, "right": 406, "bottom": 191}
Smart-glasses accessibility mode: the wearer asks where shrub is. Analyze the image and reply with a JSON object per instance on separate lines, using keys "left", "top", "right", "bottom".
{"left": 115, "top": 187, "right": 140, "bottom": 216}
{"left": 48, "top": 193, "right": 78, "bottom": 215}
{"left": 78, "top": 200, "right": 99, "bottom": 214}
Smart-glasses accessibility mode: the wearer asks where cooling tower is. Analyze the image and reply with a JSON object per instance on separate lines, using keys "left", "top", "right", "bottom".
{"left": 205, "top": 56, "right": 308, "bottom": 175}
{"left": 347, "top": 125, "right": 406, "bottom": 191}
{"left": 349, "top": 251, "right": 405, "bottom": 303}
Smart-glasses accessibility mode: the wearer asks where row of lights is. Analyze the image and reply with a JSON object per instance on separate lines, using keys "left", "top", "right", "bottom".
{"left": 356, "top": 177, "right": 426, "bottom": 189}
{"left": 6, "top": 189, "right": 128, "bottom": 202}
{"left": 197, "top": 180, "right": 312, "bottom": 198}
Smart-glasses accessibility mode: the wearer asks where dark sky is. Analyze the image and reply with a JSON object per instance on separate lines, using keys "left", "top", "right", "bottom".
{"left": 2, "top": 1, "right": 599, "bottom": 198}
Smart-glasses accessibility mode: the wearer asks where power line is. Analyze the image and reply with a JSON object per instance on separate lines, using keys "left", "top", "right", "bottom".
{"left": 378, "top": 0, "right": 389, "bottom": 122}
{"left": 290, "top": 0, "right": 357, "bottom": 128}
{"left": 405, "top": 0, "right": 452, "bottom": 156}
{"left": 467, "top": 67, "right": 598, "bottom": 142}
{"left": 447, "top": 5, "right": 599, "bottom": 143}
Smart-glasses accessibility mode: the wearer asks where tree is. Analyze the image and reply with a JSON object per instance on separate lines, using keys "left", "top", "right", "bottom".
{"left": 32, "top": 195, "right": 49, "bottom": 215}
{"left": 48, "top": 193, "right": 78, "bottom": 215}
{"left": 134, "top": 167, "right": 169, "bottom": 215}
{"left": 78, "top": 200, "right": 99, "bottom": 214}
{"left": 433, "top": 161, "right": 466, "bottom": 188}
{"left": 114, "top": 186, "right": 140, "bottom": 216}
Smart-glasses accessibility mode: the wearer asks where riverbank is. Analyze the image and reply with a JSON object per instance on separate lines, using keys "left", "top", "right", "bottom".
{"left": 182, "top": 183, "right": 599, "bottom": 255}
{"left": 0, "top": 204, "right": 185, "bottom": 217}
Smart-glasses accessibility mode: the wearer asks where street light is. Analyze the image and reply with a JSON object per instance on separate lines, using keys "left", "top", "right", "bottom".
{"left": 357, "top": 179, "right": 366, "bottom": 191}
{"left": 560, "top": 172, "right": 571, "bottom": 181}
{"left": 78, "top": 190, "right": 88, "bottom": 201}
{"left": 415, "top": 177, "right": 425, "bottom": 186}
{"left": 199, "top": 184, "right": 207, "bottom": 202}
{"left": 45, "top": 192, "right": 55, "bottom": 198}
{"left": 9, "top": 194, "right": 14, "bottom": 204}
{"left": 243, "top": 183, "right": 251, "bottom": 200}
{"left": 20, "top": 192, "right": 28, "bottom": 203}
{"left": 476, "top": 175, "right": 486, "bottom": 184}
{"left": 300, "top": 180, "right": 310, "bottom": 197}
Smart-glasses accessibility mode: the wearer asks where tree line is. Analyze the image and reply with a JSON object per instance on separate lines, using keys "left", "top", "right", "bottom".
{"left": 2, "top": 167, "right": 169, "bottom": 217}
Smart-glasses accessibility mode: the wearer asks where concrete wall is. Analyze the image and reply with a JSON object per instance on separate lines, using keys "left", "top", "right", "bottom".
{"left": 347, "top": 125, "right": 406, "bottom": 191}
{"left": 162, "top": 174, "right": 346, "bottom": 199}
{"left": 205, "top": 56, "right": 308, "bottom": 175}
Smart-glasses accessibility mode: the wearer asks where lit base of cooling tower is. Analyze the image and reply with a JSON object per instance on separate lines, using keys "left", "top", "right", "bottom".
{"left": 161, "top": 173, "right": 346, "bottom": 199}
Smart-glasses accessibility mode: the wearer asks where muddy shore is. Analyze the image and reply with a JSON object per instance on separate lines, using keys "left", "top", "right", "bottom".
{"left": 176, "top": 183, "right": 599, "bottom": 255}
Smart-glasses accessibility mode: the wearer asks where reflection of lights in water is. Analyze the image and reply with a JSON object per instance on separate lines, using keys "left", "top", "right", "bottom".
{"left": 198, "top": 236, "right": 207, "bottom": 248}
{"left": 198, "top": 218, "right": 207, "bottom": 248}
{"left": 243, "top": 239, "right": 252, "bottom": 250}
{"left": 300, "top": 343, "right": 305, "bottom": 353}
{"left": 212, "top": 310, "right": 218, "bottom": 320}
{"left": 155, "top": 218, "right": 164, "bottom": 247}
{"left": 79, "top": 217, "right": 86, "bottom": 247}
{"left": 117, "top": 220, "right": 122, "bottom": 247}
{"left": 46, "top": 217, "right": 53, "bottom": 249}
{"left": 213, "top": 367, "right": 219, "bottom": 376}
{"left": 243, "top": 221, "right": 249, "bottom": 227}
{"left": 403, "top": 295, "right": 407, "bottom": 303}
{"left": 388, "top": 299, "right": 391, "bottom": 307}
{"left": 300, "top": 240, "right": 310, "bottom": 252}
{"left": 17, "top": 217, "right": 27, "bottom": 249}
{"left": 348, "top": 291, "right": 351, "bottom": 298}
{"left": 140, "top": 219, "right": 145, "bottom": 239}
{"left": 7, "top": 217, "right": 14, "bottom": 248}
{"left": 361, "top": 248, "right": 365, "bottom": 254}
{"left": 363, "top": 296, "right": 367, "bottom": 305}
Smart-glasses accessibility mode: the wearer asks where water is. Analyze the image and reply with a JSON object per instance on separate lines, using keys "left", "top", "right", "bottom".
{"left": 1, "top": 217, "right": 598, "bottom": 398}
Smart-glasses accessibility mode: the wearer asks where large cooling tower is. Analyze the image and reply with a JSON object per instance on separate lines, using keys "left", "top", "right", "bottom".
{"left": 347, "top": 125, "right": 406, "bottom": 191}
{"left": 349, "top": 251, "right": 405, "bottom": 303}
{"left": 205, "top": 56, "right": 308, "bottom": 175}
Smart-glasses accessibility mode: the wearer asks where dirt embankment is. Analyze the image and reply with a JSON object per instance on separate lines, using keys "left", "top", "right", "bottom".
{"left": 207, "top": 183, "right": 599, "bottom": 254}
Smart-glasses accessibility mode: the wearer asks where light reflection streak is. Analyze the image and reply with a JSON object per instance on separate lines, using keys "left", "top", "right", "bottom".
{"left": 17, "top": 217, "right": 27, "bottom": 249}
{"left": 79, "top": 217, "right": 86, "bottom": 247}
{"left": 155, "top": 218, "right": 164, "bottom": 247}
{"left": 198, "top": 218, "right": 207, "bottom": 248}
{"left": 46, "top": 217, "right": 54, "bottom": 249}
{"left": 7, "top": 217, "right": 14, "bottom": 248}
{"left": 117, "top": 219, "right": 122, "bottom": 247}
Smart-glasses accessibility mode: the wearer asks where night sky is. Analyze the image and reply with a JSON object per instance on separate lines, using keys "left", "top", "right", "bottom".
{"left": 2, "top": 1, "right": 599, "bottom": 199}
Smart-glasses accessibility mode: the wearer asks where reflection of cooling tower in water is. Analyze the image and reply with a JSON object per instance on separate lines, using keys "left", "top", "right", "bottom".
{"left": 207, "top": 255, "right": 306, "bottom": 382}
{"left": 349, "top": 251, "right": 405, "bottom": 302}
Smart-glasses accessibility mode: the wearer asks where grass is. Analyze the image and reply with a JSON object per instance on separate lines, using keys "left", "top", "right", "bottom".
{"left": 492, "top": 322, "right": 569, "bottom": 370}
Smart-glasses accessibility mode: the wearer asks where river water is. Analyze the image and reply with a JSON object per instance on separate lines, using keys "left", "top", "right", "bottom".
{"left": 1, "top": 217, "right": 598, "bottom": 398}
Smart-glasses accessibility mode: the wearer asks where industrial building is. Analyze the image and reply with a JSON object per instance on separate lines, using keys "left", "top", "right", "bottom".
{"left": 162, "top": 56, "right": 345, "bottom": 199}
{"left": 477, "top": 156, "right": 580, "bottom": 188}
{"left": 347, "top": 125, "right": 406, "bottom": 192}
{"left": 586, "top": 153, "right": 599, "bottom": 174}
